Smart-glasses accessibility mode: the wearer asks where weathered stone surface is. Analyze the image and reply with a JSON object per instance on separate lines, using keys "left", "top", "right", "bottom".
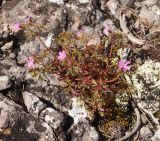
{"left": 0, "top": 76, "right": 11, "bottom": 90}
{"left": 39, "top": 107, "right": 68, "bottom": 141}
{"left": 1, "top": 41, "right": 13, "bottom": 52}
{"left": 2, "top": 0, "right": 66, "bottom": 34}
{"left": 40, "top": 107, "right": 65, "bottom": 130}
{"left": 68, "top": 98, "right": 93, "bottom": 124}
{"left": 22, "top": 91, "right": 47, "bottom": 116}
{"left": 151, "top": 126, "right": 160, "bottom": 141}
{"left": 140, "top": 126, "right": 153, "bottom": 139}
{"left": 25, "top": 72, "right": 72, "bottom": 112}
{"left": 0, "top": 94, "right": 55, "bottom": 141}
{"left": 68, "top": 123, "right": 100, "bottom": 141}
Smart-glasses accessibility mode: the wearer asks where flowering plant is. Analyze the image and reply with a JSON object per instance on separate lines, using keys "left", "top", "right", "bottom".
{"left": 14, "top": 18, "right": 131, "bottom": 117}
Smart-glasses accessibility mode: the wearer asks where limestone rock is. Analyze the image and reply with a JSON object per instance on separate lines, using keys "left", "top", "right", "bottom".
{"left": 68, "top": 98, "right": 93, "bottom": 124}
{"left": 22, "top": 91, "right": 47, "bottom": 116}
{"left": 40, "top": 107, "right": 68, "bottom": 140}
{"left": 0, "top": 76, "right": 11, "bottom": 91}
{"left": 140, "top": 126, "right": 154, "bottom": 138}
{"left": 0, "top": 94, "right": 55, "bottom": 141}
{"left": 40, "top": 107, "right": 65, "bottom": 130}
{"left": 68, "top": 123, "right": 100, "bottom": 141}
{"left": 1, "top": 41, "right": 13, "bottom": 53}
{"left": 151, "top": 126, "right": 160, "bottom": 141}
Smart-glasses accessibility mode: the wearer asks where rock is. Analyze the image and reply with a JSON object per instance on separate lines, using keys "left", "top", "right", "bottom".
{"left": 1, "top": 0, "right": 66, "bottom": 35}
{"left": 145, "top": 0, "right": 158, "bottom": 6}
{"left": 22, "top": 91, "right": 47, "bottom": 115}
{"left": 139, "top": 5, "right": 160, "bottom": 26}
{"left": 68, "top": 123, "right": 100, "bottom": 141}
{"left": 17, "top": 39, "right": 42, "bottom": 65}
{"left": 0, "top": 23, "right": 12, "bottom": 42}
{"left": 140, "top": 126, "right": 153, "bottom": 139}
{"left": 0, "top": 94, "right": 55, "bottom": 141}
{"left": 0, "top": 57, "right": 16, "bottom": 70}
{"left": 68, "top": 98, "right": 93, "bottom": 124}
{"left": 102, "top": 19, "right": 116, "bottom": 32}
{"left": 107, "top": 0, "right": 119, "bottom": 15}
{"left": 151, "top": 126, "right": 160, "bottom": 141}
{"left": 0, "top": 76, "right": 11, "bottom": 90}
{"left": 8, "top": 66, "right": 26, "bottom": 79}
{"left": 25, "top": 72, "right": 72, "bottom": 112}
{"left": 40, "top": 107, "right": 65, "bottom": 130}
{"left": 82, "top": 26, "right": 94, "bottom": 36}
{"left": 141, "top": 114, "right": 148, "bottom": 125}
{"left": 1, "top": 41, "right": 13, "bottom": 52}
{"left": 40, "top": 107, "right": 68, "bottom": 140}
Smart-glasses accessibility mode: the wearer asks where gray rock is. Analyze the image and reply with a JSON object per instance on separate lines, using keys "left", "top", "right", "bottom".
{"left": 25, "top": 73, "right": 72, "bottom": 112}
{"left": 140, "top": 126, "right": 154, "bottom": 138}
{"left": 1, "top": 41, "right": 13, "bottom": 52}
{"left": 40, "top": 107, "right": 65, "bottom": 131}
{"left": 22, "top": 91, "right": 47, "bottom": 116}
{"left": 107, "top": 0, "right": 119, "bottom": 15}
{"left": 1, "top": 0, "right": 66, "bottom": 35}
{"left": 0, "top": 94, "right": 56, "bottom": 141}
{"left": 17, "top": 39, "right": 42, "bottom": 65}
{"left": 151, "top": 126, "right": 160, "bottom": 141}
{"left": 68, "top": 123, "right": 100, "bottom": 141}
{"left": 8, "top": 66, "right": 26, "bottom": 79}
{"left": 68, "top": 98, "right": 93, "bottom": 124}
{"left": 0, "top": 57, "right": 16, "bottom": 70}
{"left": 40, "top": 107, "right": 67, "bottom": 140}
{"left": 102, "top": 19, "right": 116, "bottom": 32}
{"left": 0, "top": 76, "right": 11, "bottom": 90}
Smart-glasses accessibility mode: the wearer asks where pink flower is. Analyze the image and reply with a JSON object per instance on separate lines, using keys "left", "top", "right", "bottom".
{"left": 58, "top": 50, "right": 66, "bottom": 61}
{"left": 118, "top": 60, "right": 131, "bottom": 72}
{"left": 26, "top": 56, "right": 35, "bottom": 69}
{"left": 103, "top": 25, "right": 109, "bottom": 36}
{"left": 12, "top": 23, "right": 21, "bottom": 32}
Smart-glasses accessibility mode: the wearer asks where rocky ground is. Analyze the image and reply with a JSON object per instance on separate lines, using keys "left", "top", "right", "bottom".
{"left": 0, "top": 0, "right": 160, "bottom": 141}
